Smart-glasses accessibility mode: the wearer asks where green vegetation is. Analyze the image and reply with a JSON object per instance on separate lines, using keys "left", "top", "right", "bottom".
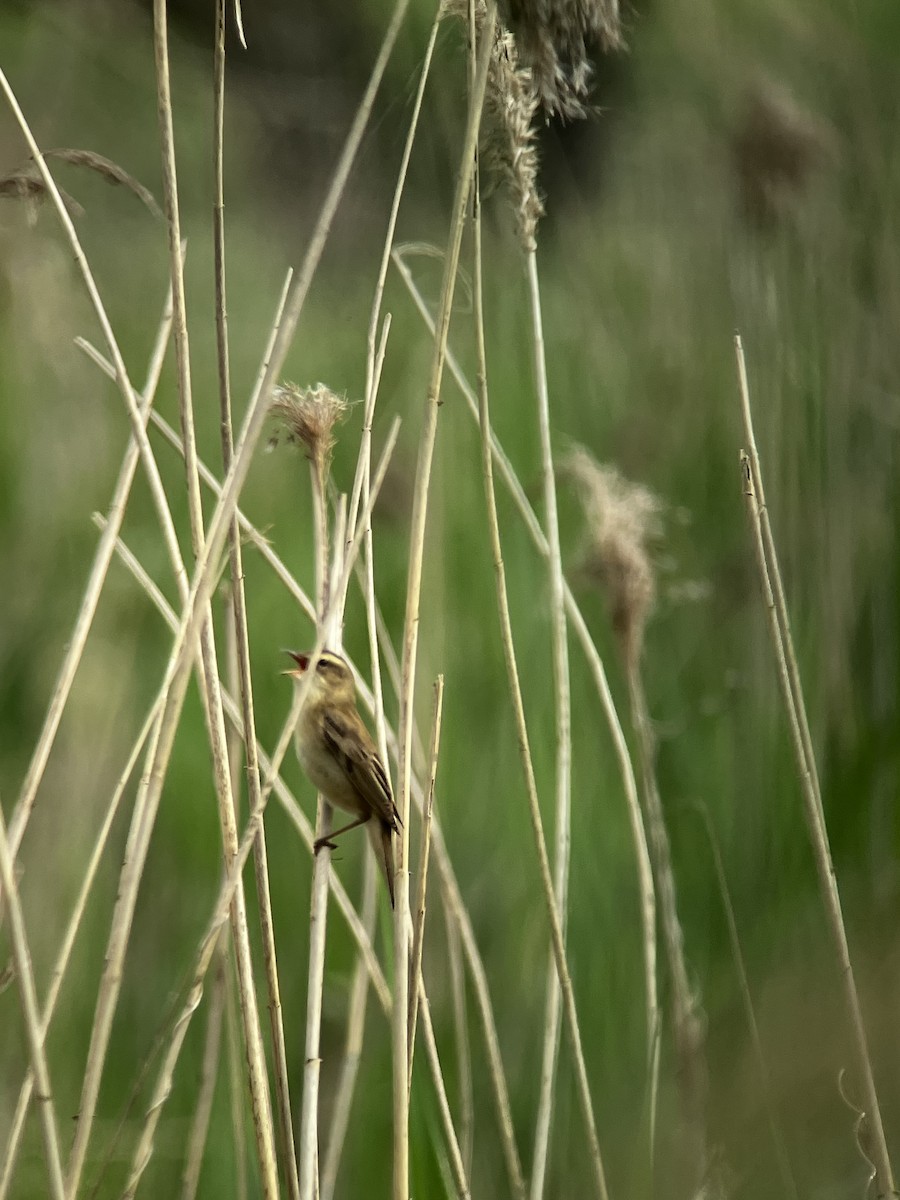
{"left": 1, "top": 1, "right": 898, "bottom": 1198}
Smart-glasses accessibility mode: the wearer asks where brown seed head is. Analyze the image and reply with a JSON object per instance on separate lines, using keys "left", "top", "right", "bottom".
{"left": 271, "top": 382, "right": 348, "bottom": 472}
{"left": 500, "top": 0, "right": 623, "bottom": 120}
{"left": 560, "top": 443, "right": 662, "bottom": 669}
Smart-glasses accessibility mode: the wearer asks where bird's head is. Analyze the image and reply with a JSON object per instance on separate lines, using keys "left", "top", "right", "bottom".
{"left": 284, "top": 649, "right": 356, "bottom": 707}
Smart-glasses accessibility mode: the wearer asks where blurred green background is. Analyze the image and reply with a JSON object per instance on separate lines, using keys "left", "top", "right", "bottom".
{"left": 1, "top": 0, "right": 899, "bottom": 1197}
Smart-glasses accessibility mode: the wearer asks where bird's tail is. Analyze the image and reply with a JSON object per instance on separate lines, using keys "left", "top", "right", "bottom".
{"left": 367, "top": 819, "right": 396, "bottom": 909}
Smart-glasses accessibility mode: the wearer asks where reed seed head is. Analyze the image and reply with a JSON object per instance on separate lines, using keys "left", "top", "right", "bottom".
{"left": 271, "top": 382, "right": 348, "bottom": 473}
{"left": 560, "top": 443, "right": 661, "bottom": 669}
{"left": 500, "top": 0, "right": 623, "bottom": 120}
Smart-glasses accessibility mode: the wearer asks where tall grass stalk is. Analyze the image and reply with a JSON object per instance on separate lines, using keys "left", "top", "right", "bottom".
{"left": 735, "top": 335, "right": 895, "bottom": 1198}
{"left": 212, "top": 4, "right": 301, "bottom": 1194}
{"left": 394, "top": 259, "right": 657, "bottom": 1104}
{"left": 470, "top": 150, "right": 609, "bottom": 1200}
{"left": 394, "top": 10, "right": 496, "bottom": 1199}
{"left": 0, "top": 801, "right": 66, "bottom": 1200}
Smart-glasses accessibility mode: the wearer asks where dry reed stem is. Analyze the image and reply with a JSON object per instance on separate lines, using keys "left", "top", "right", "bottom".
{"left": 735, "top": 336, "right": 895, "bottom": 1199}
{"left": 395, "top": 13, "right": 497, "bottom": 1200}
{"left": 353, "top": 556, "right": 526, "bottom": 1199}
{"left": 0, "top": 70, "right": 221, "bottom": 1195}
{"left": 0, "top": 696, "right": 163, "bottom": 1200}
{"left": 320, "top": 857, "right": 378, "bottom": 1200}
{"left": 524, "top": 235, "right": 573, "bottom": 1200}
{"left": 212, "top": 4, "right": 300, "bottom": 1193}
{"left": 470, "top": 173, "right": 608, "bottom": 1200}
{"left": 626, "top": 666, "right": 707, "bottom": 1191}
{"left": 119, "top": 423, "right": 398, "bottom": 1195}
{"left": 416, "top": 978, "right": 472, "bottom": 1200}
{"left": 444, "top": 902, "right": 474, "bottom": 1175}
{"left": 102, "top": 515, "right": 393, "bottom": 1018}
{"left": 395, "top": 250, "right": 657, "bottom": 1094}
{"left": 299, "top": 482, "right": 342, "bottom": 1200}
{"left": 693, "top": 804, "right": 799, "bottom": 1200}
{"left": 75, "top": 15, "right": 414, "bottom": 1184}
{"left": 225, "top": 959, "right": 250, "bottom": 1200}
{"left": 151, "top": 9, "right": 279, "bottom": 1194}
{"left": 407, "top": 676, "right": 445, "bottom": 1086}
{"left": 86, "top": 335, "right": 521, "bottom": 1199}
{"left": 180, "top": 953, "right": 228, "bottom": 1200}
{"left": 0, "top": 802, "right": 66, "bottom": 1200}
{"left": 6, "top": 275, "right": 173, "bottom": 865}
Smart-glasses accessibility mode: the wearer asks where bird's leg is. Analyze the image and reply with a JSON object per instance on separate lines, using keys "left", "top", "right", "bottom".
{"left": 313, "top": 813, "right": 370, "bottom": 854}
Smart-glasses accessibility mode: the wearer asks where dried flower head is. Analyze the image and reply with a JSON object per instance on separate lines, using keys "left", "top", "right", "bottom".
{"left": 270, "top": 382, "right": 348, "bottom": 473}
{"left": 445, "top": 2, "right": 544, "bottom": 250}
{"left": 560, "top": 443, "right": 662, "bottom": 667}
{"left": 500, "top": 0, "right": 622, "bottom": 120}
{"left": 485, "top": 25, "right": 545, "bottom": 251}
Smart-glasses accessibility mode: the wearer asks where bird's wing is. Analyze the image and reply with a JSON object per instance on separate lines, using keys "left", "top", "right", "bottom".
{"left": 322, "top": 709, "right": 399, "bottom": 831}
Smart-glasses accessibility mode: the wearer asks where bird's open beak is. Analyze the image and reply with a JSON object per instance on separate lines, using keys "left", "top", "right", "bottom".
{"left": 282, "top": 649, "right": 310, "bottom": 677}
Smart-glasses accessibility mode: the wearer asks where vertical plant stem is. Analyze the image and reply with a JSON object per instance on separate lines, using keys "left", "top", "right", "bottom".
{"left": 153, "top": 6, "right": 278, "bottom": 1196}
{"left": 416, "top": 978, "right": 472, "bottom": 1200}
{"left": 693, "top": 805, "right": 799, "bottom": 1200}
{"left": 407, "top": 675, "right": 444, "bottom": 1084}
{"left": 181, "top": 953, "right": 228, "bottom": 1200}
{"left": 444, "top": 905, "right": 474, "bottom": 1176}
{"left": 735, "top": 337, "right": 895, "bottom": 1198}
{"left": 626, "top": 665, "right": 707, "bottom": 1190}
{"left": 395, "top": 14, "right": 496, "bottom": 1200}
{"left": 394, "top": 260, "right": 657, "bottom": 1102}
{"left": 298, "top": 457, "right": 337, "bottom": 1200}
{"left": 0, "top": 802, "right": 66, "bottom": 1200}
{"left": 320, "top": 858, "right": 378, "bottom": 1200}
{"left": 213, "top": 4, "right": 300, "bottom": 1194}
{"left": 523, "top": 242, "right": 572, "bottom": 1200}
{"left": 6, "top": 286, "right": 173, "bottom": 862}
{"left": 471, "top": 149, "right": 609, "bottom": 1200}
{"left": 0, "top": 697, "right": 162, "bottom": 1200}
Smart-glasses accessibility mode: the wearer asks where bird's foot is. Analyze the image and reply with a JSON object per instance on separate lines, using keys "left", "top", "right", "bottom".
{"left": 313, "top": 836, "right": 338, "bottom": 854}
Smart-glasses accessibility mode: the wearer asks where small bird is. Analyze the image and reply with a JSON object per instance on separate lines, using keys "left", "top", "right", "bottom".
{"left": 285, "top": 649, "right": 400, "bottom": 907}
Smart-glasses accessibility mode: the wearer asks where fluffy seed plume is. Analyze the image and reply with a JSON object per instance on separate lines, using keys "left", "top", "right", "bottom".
{"left": 560, "top": 443, "right": 662, "bottom": 668}
{"left": 270, "top": 382, "right": 348, "bottom": 474}
{"left": 500, "top": 0, "right": 622, "bottom": 120}
{"left": 446, "top": 1, "right": 544, "bottom": 250}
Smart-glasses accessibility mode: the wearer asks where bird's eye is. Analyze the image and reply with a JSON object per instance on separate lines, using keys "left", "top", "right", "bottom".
{"left": 316, "top": 660, "right": 327, "bottom": 674}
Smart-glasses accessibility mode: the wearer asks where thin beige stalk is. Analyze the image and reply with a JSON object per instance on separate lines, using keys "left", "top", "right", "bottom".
{"left": 180, "top": 953, "right": 228, "bottom": 1200}
{"left": 407, "top": 675, "right": 445, "bottom": 1086}
{"left": 298, "top": 471, "right": 338, "bottom": 1200}
{"left": 416, "top": 978, "right": 472, "bottom": 1200}
{"left": 523, "top": 230, "right": 573, "bottom": 1200}
{"left": 0, "top": 697, "right": 162, "bottom": 1200}
{"left": 103, "top": 514, "right": 393, "bottom": 1020}
{"left": 734, "top": 337, "right": 823, "bottom": 819}
{"left": 626, "top": 665, "right": 707, "bottom": 1190}
{"left": 395, "top": 251, "right": 657, "bottom": 1097}
{"left": 365, "top": 572, "right": 526, "bottom": 1199}
{"left": 320, "top": 857, "right": 378, "bottom": 1200}
{"left": 394, "top": 15, "right": 497, "bottom": 1200}
{"left": 6, "top": 279, "right": 173, "bottom": 862}
{"left": 89, "top": 327, "right": 521, "bottom": 1199}
{"left": 67, "top": 14, "right": 415, "bottom": 1188}
{"left": 693, "top": 805, "right": 799, "bottom": 1200}
{"left": 152, "top": 8, "right": 279, "bottom": 1195}
{"left": 444, "top": 903, "right": 474, "bottom": 1175}
{"left": 0, "top": 799, "right": 66, "bottom": 1200}
{"left": 736, "top": 338, "right": 895, "bottom": 1198}
{"left": 113, "top": 420, "right": 400, "bottom": 1198}
{"left": 225, "top": 961, "right": 250, "bottom": 1200}
{"left": 471, "top": 163, "right": 608, "bottom": 1200}
{"left": 213, "top": 4, "right": 300, "bottom": 1192}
